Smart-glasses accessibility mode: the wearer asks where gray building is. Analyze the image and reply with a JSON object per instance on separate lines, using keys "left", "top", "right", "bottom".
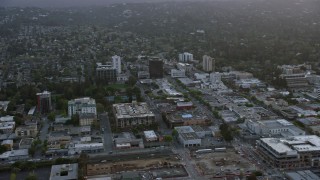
{"left": 50, "top": 163, "right": 78, "bottom": 180}
{"left": 246, "top": 119, "right": 305, "bottom": 137}
{"left": 175, "top": 126, "right": 201, "bottom": 147}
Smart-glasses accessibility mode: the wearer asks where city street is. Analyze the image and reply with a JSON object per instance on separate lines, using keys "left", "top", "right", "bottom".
{"left": 172, "top": 142, "right": 207, "bottom": 180}
{"left": 99, "top": 112, "right": 113, "bottom": 152}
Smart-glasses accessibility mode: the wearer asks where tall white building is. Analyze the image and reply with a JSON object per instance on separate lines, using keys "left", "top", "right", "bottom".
{"left": 179, "top": 52, "right": 193, "bottom": 62}
{"left": 112, "top": 55, "right": 121, "bottom": 74}
{"left": 202, "top": 55, "right": 215, "bottom": 72}
{"left": 68, "top": 97, "right": 97, "bottom": 117}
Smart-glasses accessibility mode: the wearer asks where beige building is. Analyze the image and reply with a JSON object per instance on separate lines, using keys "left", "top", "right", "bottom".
{"left": 15, "top": 124, "right": 38, "bottom": 137}
{"left": 113, "top": 102, "right": 155, "bottom": 128}
{"left": 79, "top": 113, "right": 96, "bottom": 126}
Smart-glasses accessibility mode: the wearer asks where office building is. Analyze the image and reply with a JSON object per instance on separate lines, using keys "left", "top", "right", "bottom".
{"left": 149, "top": 59, "right": 163, "bottom": 78}
{"left": 179, "top": 52, "right": 193, "bottom": 62}
{"left": 113, "top": 102, "right": 155, "bottom": 128}
{"left": 112, "top": 55, "right": 121, "bottom": 74}
{"left": 278, "top": 64, "right": 310, "bottom": 90}
{"left": 68, "top": 97, "right": 97, "bottom": 118}
{"left": 36, "top": 91, "right": 52, "bottom": 114}
{"left": 202, "top": 55, "right": 215, "bottom": 72}
{"left": 257, "top": 135, "right": 320, "bottom": 169}
{"left": 96, "top": 63, "right": 117, "bottom": 83}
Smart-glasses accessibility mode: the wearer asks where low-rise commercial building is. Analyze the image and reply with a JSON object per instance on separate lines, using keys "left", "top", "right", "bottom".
{"left": 175, "top": 126, "right": 201, "bottom": 147}
{"left": 144, "top": 130, "right": 158, "bottom": 142}
{"left": 165, "top": 109, "right": 210, "bottom": 128}
{"left": 0, "top": 121, "right": 15, "bottom": 133}
{"left": 68, "top": 143, "right": 104, "bottom": 155}
{"left": 176, "top": 102, "right": 193, "bottom": 110}
{"left": 50, "top": 163, "right": 78, "bottom": 180}
{"left": 15, "top": 124, "right": 38, "bottom": 137}
{"left": 1, "top": 139, "right": 13, "bottom": 150}
{"left": 246, "top": 119, "right": 305, "bottom": 137}
{"left": 114, "top": 132, "right": 144, "bottom": 149}
{"left": 171, "top": 69, "right": 186, "bottom": 78}
{"left": 0, "top": 149, "right": 29, "bottom": 161}
{"left": 285, "top": 170, "right": 320, "bottom": 180}
{"left": 18, "top": 138, "right": 33, "bottom": 149}
{"left": 257, "top": 135, "right": 320, "bottom": 169}
{"left": 113, "top": 102, "right": 155, "bottom": 128}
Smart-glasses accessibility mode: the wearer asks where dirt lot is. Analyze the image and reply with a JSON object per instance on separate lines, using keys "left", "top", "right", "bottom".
{"left": 87, "top": 156, "right": 181, "bottom": 176}
{"left": 193, "top": 150, "right": 256, "bottom": 176}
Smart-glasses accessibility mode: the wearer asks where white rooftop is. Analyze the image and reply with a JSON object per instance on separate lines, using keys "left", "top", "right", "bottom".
{"left": 143, "top": 130, "right": 157, "bottom": 139}
{"left": 261, "top": 135, "right": 320, "bottom": 154}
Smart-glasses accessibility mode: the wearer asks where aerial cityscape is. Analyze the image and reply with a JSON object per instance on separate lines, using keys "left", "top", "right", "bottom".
{"left": 0, "top": 0, "right": 320, "bottom": 179}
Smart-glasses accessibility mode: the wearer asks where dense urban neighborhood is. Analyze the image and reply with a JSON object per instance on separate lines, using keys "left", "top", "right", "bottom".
{"left": 0, "top": 0, "right": 320, "bottom": 180}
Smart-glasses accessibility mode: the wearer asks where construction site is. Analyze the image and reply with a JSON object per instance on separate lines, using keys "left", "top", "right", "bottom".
{"left": 86, "top": 151, "right": 188, "bottom": 179}
{"left": 193, "top": 149, "right": 256, "bottom": 178}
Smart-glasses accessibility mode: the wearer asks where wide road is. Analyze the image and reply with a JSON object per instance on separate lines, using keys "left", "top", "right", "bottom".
{"left": 99, "top": 112, "right": 113, "bottom": 152}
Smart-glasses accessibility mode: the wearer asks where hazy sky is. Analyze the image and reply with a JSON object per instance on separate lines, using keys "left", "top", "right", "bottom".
{"left": 0, "top": 0, "right": 214, "bottom": 8}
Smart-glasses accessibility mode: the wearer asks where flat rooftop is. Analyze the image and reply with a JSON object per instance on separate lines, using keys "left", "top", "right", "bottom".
{"left": 180, "top": 132, "right": 199, "bottom": 141}
{"left": 168, "top": 109, "right": 208, "bottom": 122}
{"left": 113, "top": 102, "right": 154, "bottom": 118}
{"left": 50, "top": 163, "right": 78, "bottom": 180}
{"left": 260, "top": 135, "right": 320, "bottom": 154}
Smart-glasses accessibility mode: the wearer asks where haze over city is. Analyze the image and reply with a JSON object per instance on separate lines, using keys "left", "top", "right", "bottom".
{"left": 0, "top": 0, "right": 319, "bottom": 179}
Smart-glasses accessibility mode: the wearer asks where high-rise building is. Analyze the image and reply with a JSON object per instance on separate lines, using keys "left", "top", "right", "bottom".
{"left": 112, "top": 55, "right": 121, "bottom": 74}
{"left": 149, "top": 59, "right": 163, "bottom": 79}
{"left": 68, "top": 97, "right": 97, "bottom": 117}
{"left": 179, "top": 52, "right": 193, "bottom": 62}
{"left": 36, "top": 91, "right": 52, "bottom": 114}
{"left": 96, "top": 63, "right": 117, "bottom": 83}
{"left": 202, "top": 55, "right": 215, "bottom": 72}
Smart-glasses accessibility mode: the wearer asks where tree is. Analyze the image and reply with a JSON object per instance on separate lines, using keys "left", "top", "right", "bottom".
{"left": 0, "top": 144, "right": 8, "bottom": 154}
{"left": 219, "top": 123, "right": 234, "bottom": 142}
{"left": 25, "top": 172, "right": 38, "bottom": 180}
{"left": 47, "top": 112, "right": 55, "bottom": 122}
{"left": 14, "top": 116, "right": 24, "bottom": 126}
{"left": 164, "top": 135, "right": 173, "bottom": 142}
{"left": 172, "top": 129, "right": 178, "bottom": 138}
{"left": 127, "top": 76, "right": 137, "bottom": 86}
{"left": 10, "top": 173, "right": 16, "bottom": 180}
{"left": 28, "top": 146, "right": 36, "bottom": 157}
